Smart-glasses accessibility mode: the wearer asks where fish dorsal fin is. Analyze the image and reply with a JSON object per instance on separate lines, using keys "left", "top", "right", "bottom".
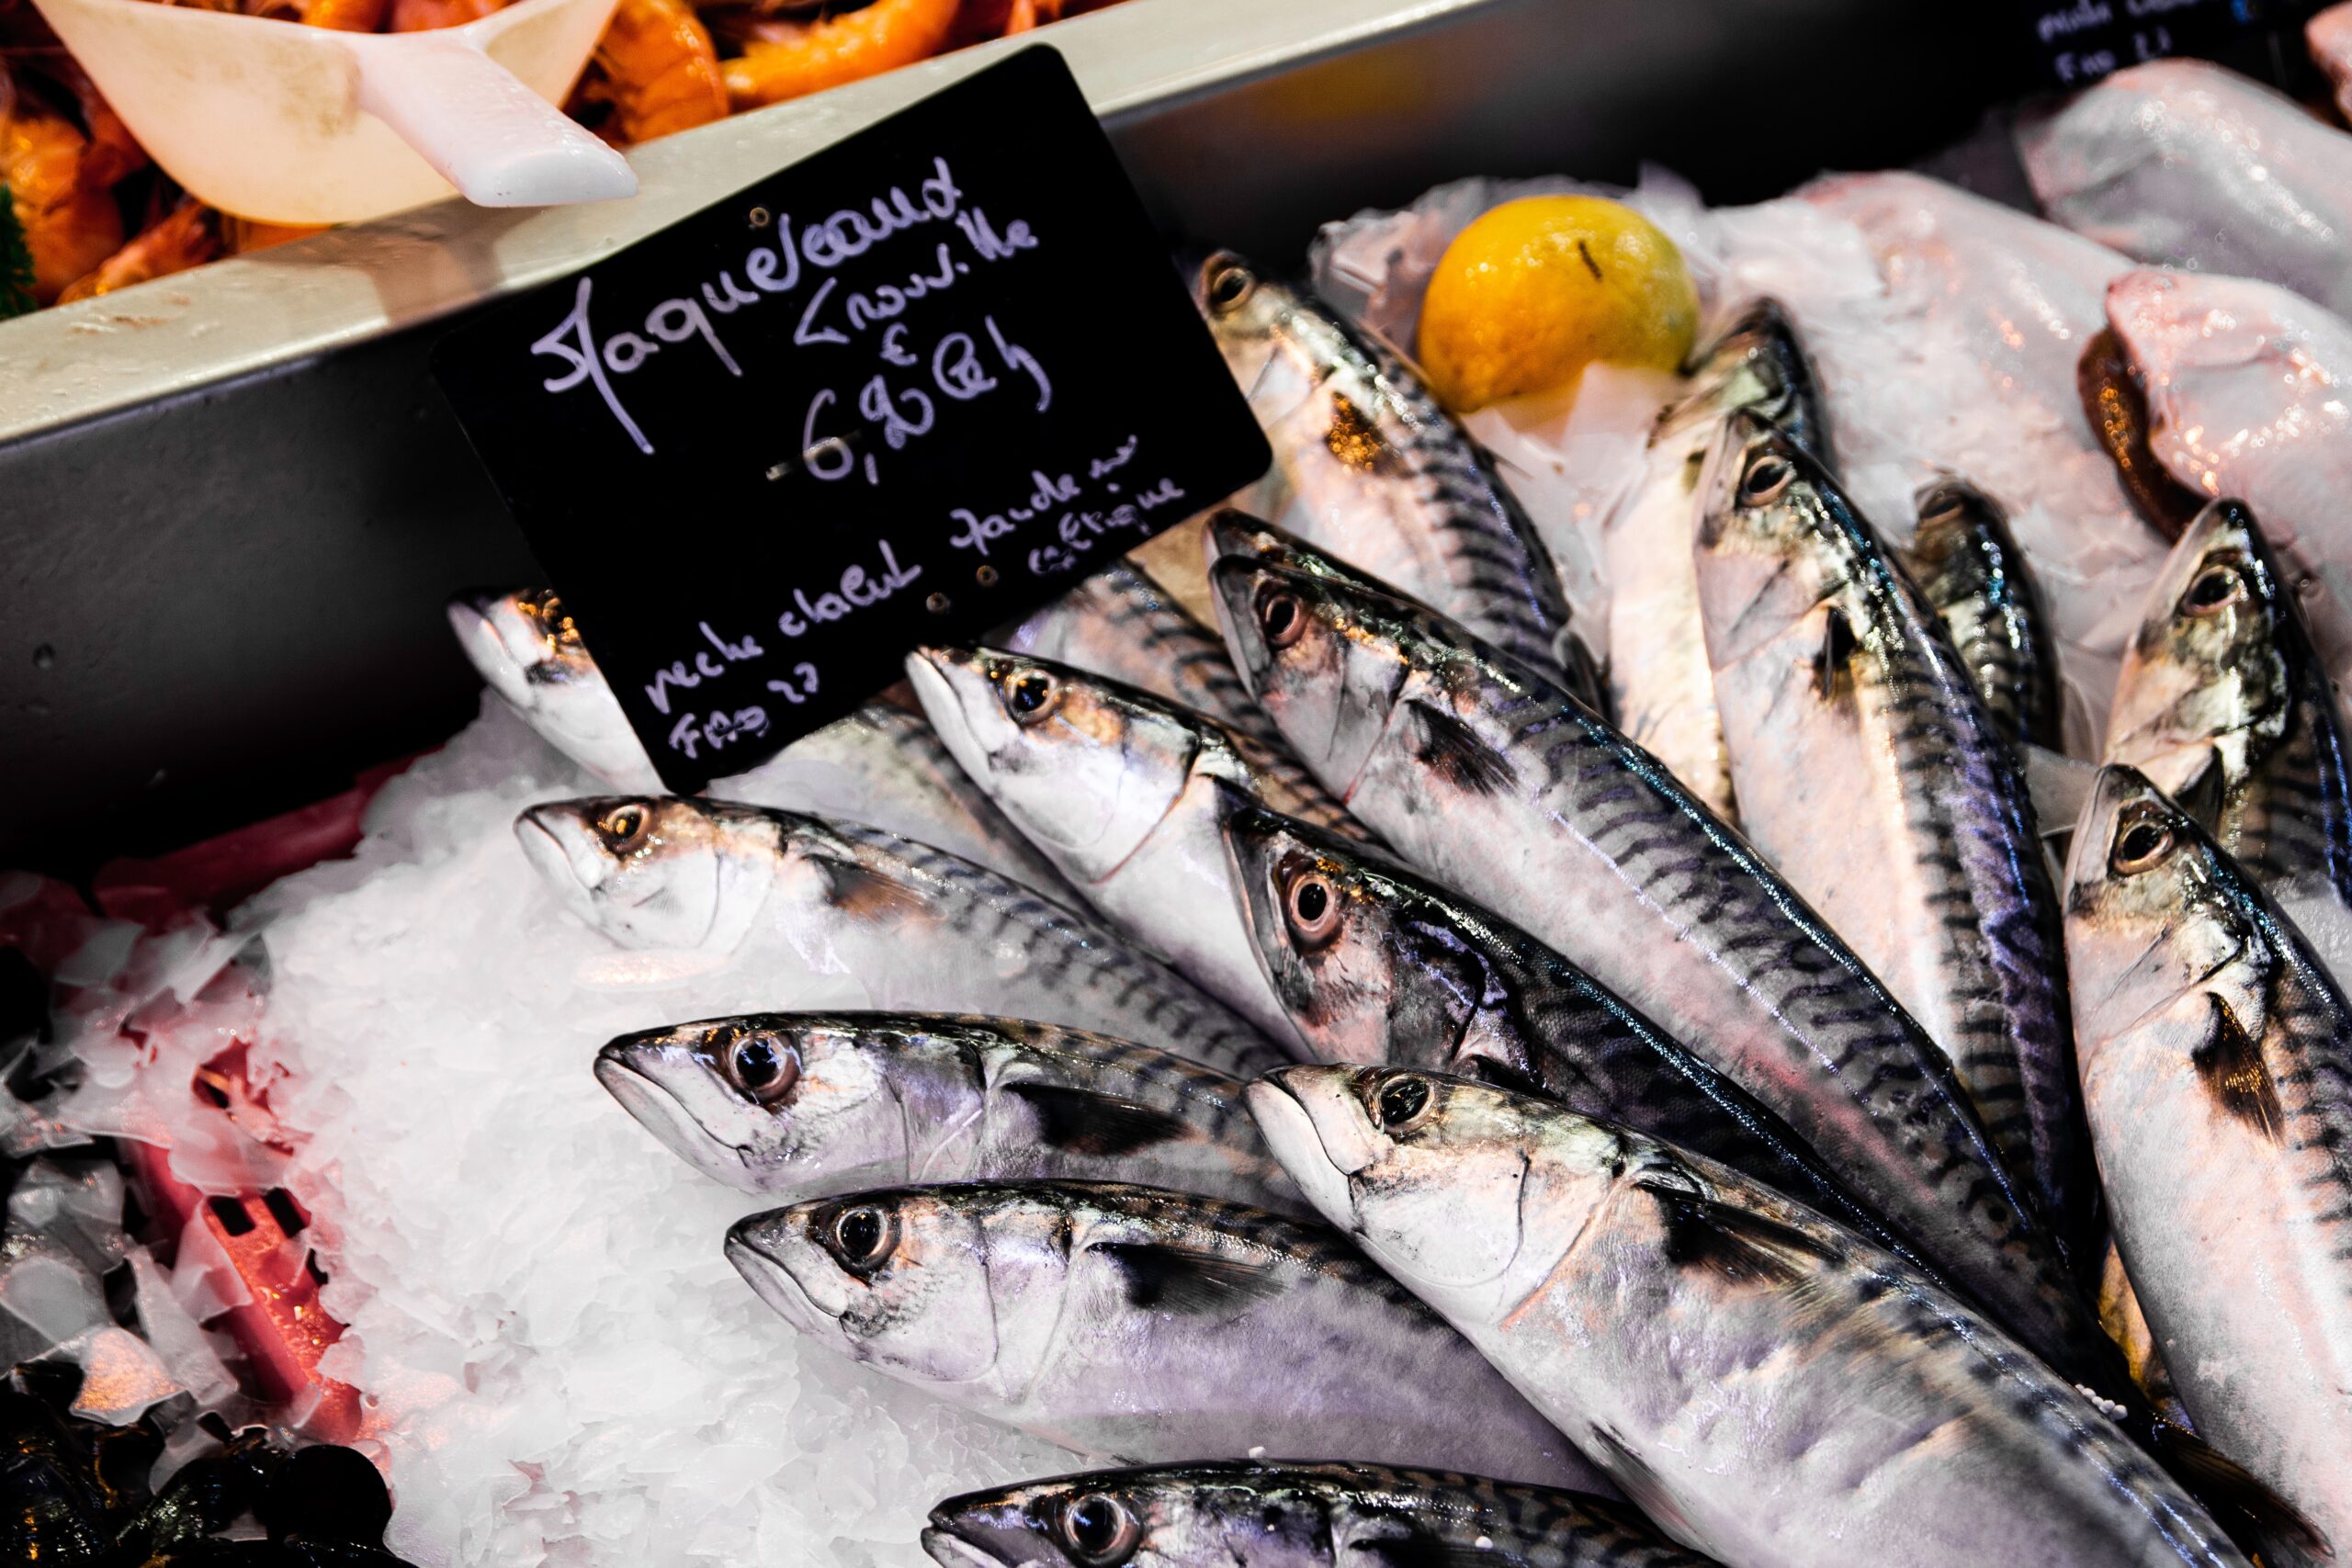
{"left": 2148, "top": 1416, "right": 2328, "bottom": 1560}
{"left": 1000, "top": 1083, "right": 1194, "bottom": 1158}
{"left": 1351, "top": 1535, "right": 1530, "bottom": 1568}
{"left": 1090, "top": 1240, "right": 1290, "bottom": 1316}
{"left": 1638, "top": 1173, "right": 1832, "bottom": 1287}
{"left": 1406, "top": 702, "right": 1516, "bottom": 798}
{"left": 2191, "top": 993, "right": 2284, "bottom": 1142}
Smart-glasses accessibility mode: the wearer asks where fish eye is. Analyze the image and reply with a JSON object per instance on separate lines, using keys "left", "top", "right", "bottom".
{"left": 721, "top": 1029, "right": 800, "bottom": 1102}
{"left": 2182, "top": 561, "right": 2245, "bottom": 616}
{"left": 823, "top": 1203, "right": 897, "bottom": 1275}
{"left": 594, "top": 804, "right": 651, "bottom": 855}
{"left": 2110, "top": 804, "right": 2176, "bottom": 875}
{"left": 1739, "top": 450, "right": 1795, "bottom": 506}
{"left": 1058, "top": 1492, "right": 1139, "bottom": 1567}
{"left": 1371, "top": 1073, "right": 1434, "bottom": 1134}
{"left": 1256, "top": 588, "right": 1308, "bottom": 650}
{"left": 1203, "top": 256, "right": 1255, "bottom": 314}
{"left": 1005, "top": 670, "right": 1063, "bottom": 726}
{"left": 1283, "top": 870, "right": 1343, "bottom": 949}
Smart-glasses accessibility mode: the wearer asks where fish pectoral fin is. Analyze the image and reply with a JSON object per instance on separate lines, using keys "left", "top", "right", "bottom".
{"left": 820, "top": 859, "right": 928, "bottom": 922}
{"left": 1001, "top": 1084, "right": 1195, "bottom": 1157}
{"left": 2189, "top": 993, "right": 2286, "bottom": 1142}
{"left": 2148, "top": 1416, "right": 2330, "bottom": 1561}
{"left": 1405, "top": 702, "right": 1516, "bottom": 798}
{"left": 2170, "top": 750, "right": 2226, "bottom": 826}
{"left": 1350, "top": 1535, "right": 1532, "bottom": 1568}
{"left": 1088, "top": 1240, "right": 1290, "bottom": 1316}
{"left": 1639, "top": 1177, "right": 1832, "bottom": 1288}
{"left": 1584, "top": 1427, "right": 1704, "bottom": 1554}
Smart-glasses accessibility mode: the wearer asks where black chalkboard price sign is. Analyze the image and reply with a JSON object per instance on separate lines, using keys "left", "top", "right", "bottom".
{"left": 2014, "top": 0, "right": 2324, "bottom": 87}
{"left": 434, "top": 46, "right": 1271, "bottom": 794}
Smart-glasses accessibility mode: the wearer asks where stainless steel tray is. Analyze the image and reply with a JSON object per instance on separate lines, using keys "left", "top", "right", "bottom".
{"left": 0, "top": 0, "right": 2013, "bottom": 870}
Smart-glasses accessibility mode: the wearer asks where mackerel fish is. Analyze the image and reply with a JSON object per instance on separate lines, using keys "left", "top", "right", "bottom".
{"left": 1602, "top": 299, "right": 1830, "bottom": 821}
{"left": 1694, "top": 412, "right": 2088, "bottom": 1253}
{"left": 1191, "top": 252, "right": 1599, "bottom": 703}
{"left": 1200, "top": 517, "right": 2111, "bottom": 1388}
{"left": 1250, "top": 1066, "right": 2256, "bottom": 1568}
{"left": 725, "top": 1180, "right": 1613, "bottom": 1492}
{"left": 2106, "top": 500, "right": 2352, "bottom": 916}
{"left": 2066, "top": 766, "right": 2352, "bottom": 1563}
{"left": 1220, "top": 801, "right": 1924, "bottom": 1269}
{"left": 516, "top": 798, "right": 1283, "bottom": 1077}
{"left": 924, "top": 1461, "right": 1708, "bottom": 1568}
{"left": 907, "top": 643, "right": 1363, "bottom": 1049}
{"left": 596, "top": 1011, "right": 1303, "bottom": 1214}
{"left": 1902, "top": 477, "right": 2064, "bottom": 754}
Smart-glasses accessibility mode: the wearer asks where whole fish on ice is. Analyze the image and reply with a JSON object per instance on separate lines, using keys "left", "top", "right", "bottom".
{"left": 2065, "top": 766, "right": 2352, "bottom": 1564}
{"left": 1694, "top": 412, "right": 2089, "bottom": 1250}
{"left": 726, "top": 1180, "right": 1613, "bottom": 1492}
{"left": 1249, "top": 1065, "right": 2258, "bottom": 1568}
{"left": 924, "top": 1461, "right": 1707, "bottom": 1568}
{"left": 597, "top": 1011, "right": 1303, "bottom": 1214}
{"left": 516, "top": 798, "right": 1283, "bottom": 1077}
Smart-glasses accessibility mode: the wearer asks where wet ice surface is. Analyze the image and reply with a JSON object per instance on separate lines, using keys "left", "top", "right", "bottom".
{"left": 1310, "top": 169, "right": 2168, "bottom": 754}
{"left": 244, "top": 699, "right": 1075, "bottom": 1567}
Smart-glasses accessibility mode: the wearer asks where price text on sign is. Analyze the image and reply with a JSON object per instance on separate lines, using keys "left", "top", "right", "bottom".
{"left": 2015, "top": 0, "right": 2323, "bottom": 85}
{"left": 432, "top": 46, "right": 1271, "bottom": 793}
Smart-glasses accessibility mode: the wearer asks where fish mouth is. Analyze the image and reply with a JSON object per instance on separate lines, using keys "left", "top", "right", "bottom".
{"left": 447, "top": 593, "right": 537, "bottom": 710}
{"left": 594, "top": 1044, "right": 755, "bottom": 1187}
{"left": 1246, "top": 1069, "right": 1372, "bottom": 1230}
{"left": 514, "top": 808, "right": 603, "bottom": 904}
{"left": 920, "top": 1526, "right": 1008, "bottom": 1568}
{"left": 724, "top": 1219, "right": 835, "bottom": 1335}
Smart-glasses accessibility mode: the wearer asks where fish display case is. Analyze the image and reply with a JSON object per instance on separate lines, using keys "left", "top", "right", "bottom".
{"left": 6, "top": 0, "right": 2352, "bottom": 1564}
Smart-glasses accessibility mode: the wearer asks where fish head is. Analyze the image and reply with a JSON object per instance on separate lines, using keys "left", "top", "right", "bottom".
{"left": 1692, "top": 409, "right": 1853, "bottom": 671}
{"left": 446, "top": 588, "right": 657, "bottom": 789}
{"left": 2107, "top": 500, "right": 2294, "bottom": 803}
{"left": 2063, "top": 765, "right": 2249, "bottom": 1047}
{"left": 1192, "top": 253, "right": 1321, "bottom": 419}
{"left": 926, "top": 1466, "right": 1333, "bottom": 1568}
{"left": 594, "top": 1013, "right": 905, "bottom": 1191}
{"left": 514, "top": 795, "right": 775, "bottom": 951}
{"left": 909, "top": 646, "right": 1204, "bottom": 883}
{"left": 1248, "top": 1066, "right": 1563, "bottom": 1296}
{"left": 1660, "top": 298, "right": 1831, "bottom": 463}
{"left": 1206, "top": 558, "right": 1410, "bottom": 796}
{"left": 1221, "top": 806, "right": 1481, "bottom": 1069}
{"left": 727, "top": 1188, "right": 1004, "bottom": 1382}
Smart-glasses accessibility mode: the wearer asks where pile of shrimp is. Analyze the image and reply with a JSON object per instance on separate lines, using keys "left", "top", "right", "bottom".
{"left": 0, "top": 0, "right": 1124, "bottom": 312}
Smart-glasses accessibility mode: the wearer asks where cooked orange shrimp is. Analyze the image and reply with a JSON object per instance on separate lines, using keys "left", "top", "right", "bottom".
{"left": 389, "top": 0, "right": 499, "bottom": 29}
{"left": 26, "top": 56, "right": 146, "bottom": 189}
{"left": 57, "top": 197, "right": 219, "bottom": 302}
{"left": 222, "top": 215, "right": 324, "bottom": 252}
{"left": 581, "top": 0, "right": 725, "bottom": 143}
{"left": 3, "top": 80, "right": 123, "bottom": 302}
{"left": 723, "top": 0, "right": 957, "bottom": 110}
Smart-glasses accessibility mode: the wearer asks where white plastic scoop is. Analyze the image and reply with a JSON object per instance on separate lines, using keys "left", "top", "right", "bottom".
{"left": 30, "top": 0, "right": 638, "bottom": 225}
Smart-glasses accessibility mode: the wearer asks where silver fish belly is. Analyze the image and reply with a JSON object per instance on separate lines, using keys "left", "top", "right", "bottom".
{"left": 2067, "top": 768, "right": 2352, "bottom": 1562}
{"left": 1191, "top": 253, "right": 1598, "bottom": 704}
{"left": 595, "top": 1011, "right": 1304, "bottom": 1215}
{"left": 1602, "top": 299, "right": 1831, "bottom": 822}
{"left": 1202, "top": 527, "right": 2109, "bottom": 1388}
{"left": 924, "top": 1461, "right": 1706, "bottom": 1568}
{"left": 1250, "top": 1066, "right": 2255, "bottom": 1568}
{"left": 2106, "top": 499, "right": 2352, "bottom": 916}
{"left": 726, "top": 1180, "right": 1612, "bottom": 1492}
{"left": 1695, "top": 414, "right": 2088, "bottom": 1254}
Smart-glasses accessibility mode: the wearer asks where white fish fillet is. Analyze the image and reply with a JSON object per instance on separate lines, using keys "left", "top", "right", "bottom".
{"left": 2018, "top": 59, "right": 2352, "bottom": 319}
